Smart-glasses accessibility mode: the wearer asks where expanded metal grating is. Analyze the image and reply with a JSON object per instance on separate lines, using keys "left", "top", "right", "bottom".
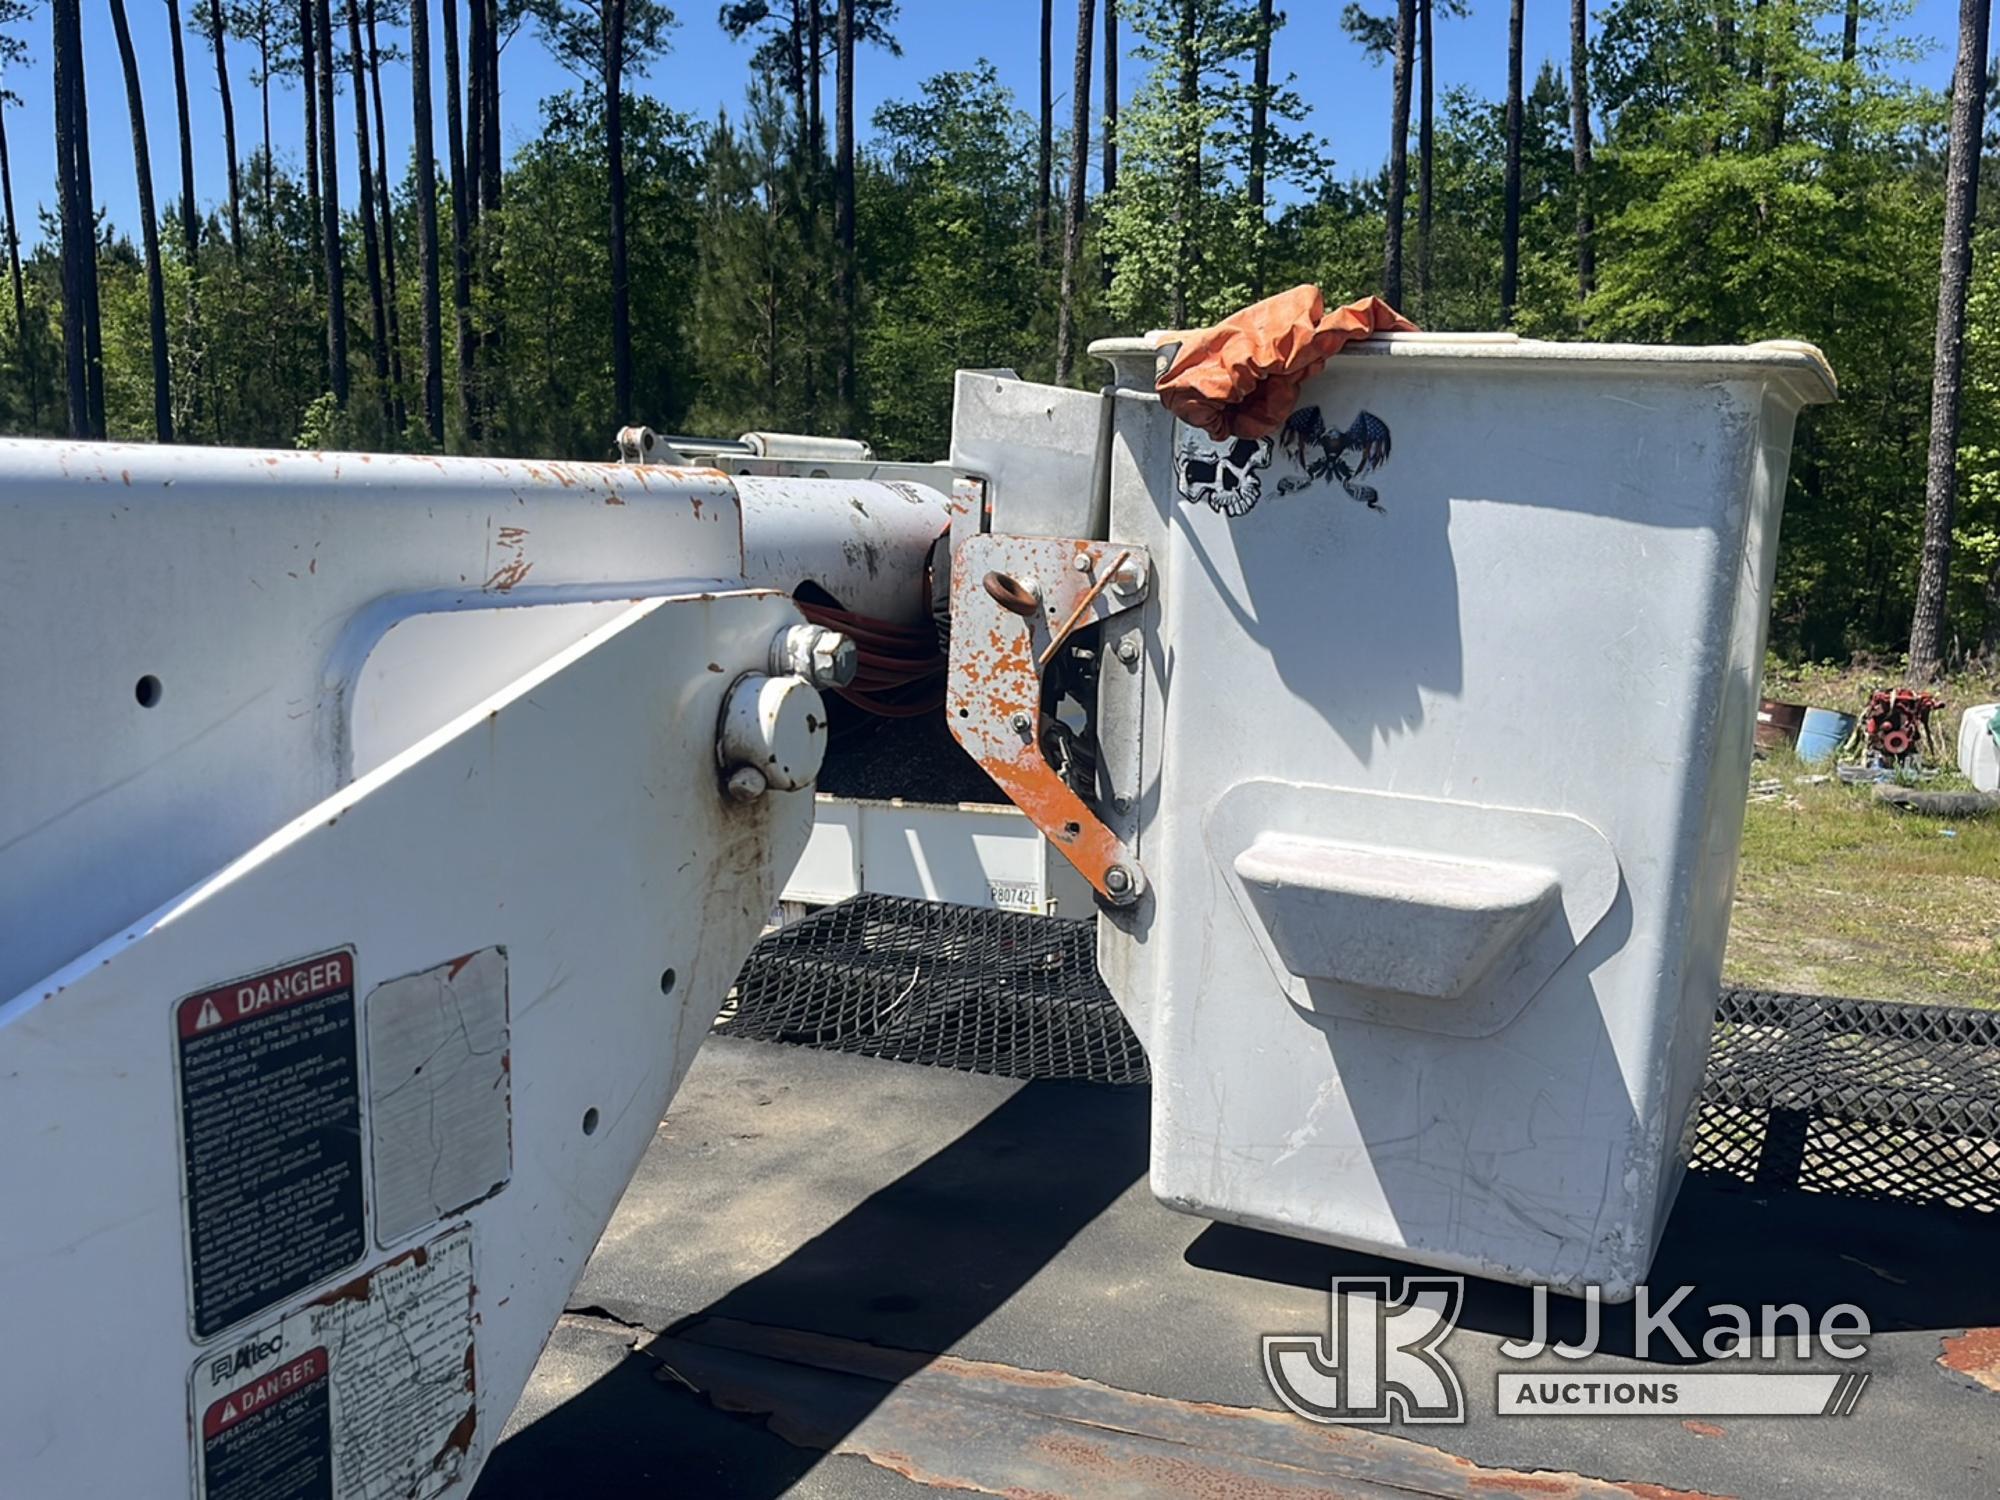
{"left": 723, "top": 897, "right": 2000, "bottom": 1209}
{"left": 1691, "top": 988, "right": 2000, "bottom": 1211}
{"left": 720, "top": 894, "right": 1150, "bottom": 1085}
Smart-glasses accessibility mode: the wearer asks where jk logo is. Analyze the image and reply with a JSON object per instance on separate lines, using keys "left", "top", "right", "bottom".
{"left": 1263, "top": 1276, "right": 1467, "bottom": 1425}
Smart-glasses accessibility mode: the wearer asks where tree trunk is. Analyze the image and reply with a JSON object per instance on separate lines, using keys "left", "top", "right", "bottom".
{"left": 258, "top": 20, "right": 273, "bottom": 223}
{"left": 301, "top": 0, "right": 321, "bottom": 283}
{"left": 1383, "top": 0, "right": 1413, "bottom": 308}
{"left": 1836, "top": 0, "right": 1859, "bottom": 149}
{"left": 1036, "top": 0, "right": 1052, "bottom": 264}
{"left": 465, "top": 0, "right": 484, "bottom": 227}
{"left": 53, "top": 0, "right": 90, "bottom": 436}
{"left": 1101, "top": 0, "right": 1116, "bottom": 291}
{"left": 315, "top": 0, "right": 348, "bottom": 406}
{"left": 1173, "top": 0, "right": 1196, "bottom": 326}
{"left": 836, "top": 0, "right": 854, "bottom": 429}
{"left": 808, "top": 0, "right": 822, "bottom": 163}
{"left": 1248, "top": 0, "right": 1270, "bottom": 298}
{"left": 788, "top": 6, "right": 808, "bottom": 162}
{"left": 478, "top": 0, "right": 502, "bottom": 388}
{"left": 346, "top": 0, "right": 392, "bottom": 434}
{"left": 442, "top": 0, "right": 478, "bottom": 438}
{"left": 1571, "top": 0, "right": 1594, "bottom": 303}
{"left": 607, "top": 0, "right": 632, "bottom": 423}
{"left": 59, "top": 0, "right": 105, "bottom": 434}
{"left": 204, "top": 0, "right": 241, "bottom": 255}
{"left": 411, "top": 0, "right": 445, "bottom": 442}
{"left": 1417, "top": 0, "right": 1432, "bottom": 313}
{"left": 167, "top": 0, "right": 199, "bottom": 266}
{"left": 1982, "top": 551, "right": 2000, "bottom": 659}
{"left": 109, "top": 0, "right": 174, "bottom": 440}
{"left": 1500, "top": 0, "right": 1524, "bottom": 323}
{"left": 1, "top": 93, "right": 40, "bottom": 428}
{"left": 478, "top": 0, "right": 500, "bottom": 215}
{"left": 1908, "top": 0, "right": 1991, "bottom": 680}
{"left": 804, "top": 1, "right": 821, "bottom": 428}
{"left": 368, "top": 0, "right": 407, "bottom": 435}
{"left": 1055, "top": 0, "right": 1096, "bottom": 381}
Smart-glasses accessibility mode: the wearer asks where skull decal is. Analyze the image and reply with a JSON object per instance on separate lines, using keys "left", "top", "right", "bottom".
{"left": 1176, "top": 433, "right": 1274, "bottom": 517}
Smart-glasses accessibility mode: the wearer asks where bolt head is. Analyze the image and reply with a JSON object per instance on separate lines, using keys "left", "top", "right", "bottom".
{"left": 1115, "top": 637, "right": 1140, "bottom": 665}
{"left": 1073, "top": 552, "right": 1093, "bottom": 573}
{"left": 811, "top": 632, "right": 858, "bottom": 688}
{"left": 1104, "top": 865, "right": 1134, "bottom": 895}
{"left": 725, "top": 765, "right": 768, "bottom": 803}
{"left": 1010, "top": 712, "right": 1033, "bottom": 736}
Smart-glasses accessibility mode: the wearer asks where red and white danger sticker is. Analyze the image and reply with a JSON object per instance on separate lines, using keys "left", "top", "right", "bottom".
{"left": 174, "top": 947, "right": 365, "bottom": 1339}
{"left": 177, "top": 951, "right": 354, "bottom": 1038}
{"left": 189, "top": 1226, "right": 477, "bottom": 1500}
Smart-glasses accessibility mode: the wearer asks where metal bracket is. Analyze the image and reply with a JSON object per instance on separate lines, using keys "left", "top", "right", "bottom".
{"left": 947, "top": 534, "right": 1151, "bottom": 906}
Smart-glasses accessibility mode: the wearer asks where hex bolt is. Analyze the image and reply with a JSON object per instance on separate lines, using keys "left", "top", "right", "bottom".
{"left": 1110, "top": 558, "right": 1149, "bottom": 597}
{"left": 725, "top": 766, "right": 768, "bottom": 803}
{"left": 1113, "top": 795, "right": 1132, "bottom": 813}
{"left": 1072, "top": 552, "right": 1093, "bottom": 573}
{"left": 1010, "top": 712, "right": 1033, "bottom": 736}
{"left": 1103, "top": 864, "right": 1140, "bottom": 905}
{"left": 1115, "top": 637, "right": 1141, "bottom": 665}
{"left": 770, "top": 624, "right": 858, "bottom": 690}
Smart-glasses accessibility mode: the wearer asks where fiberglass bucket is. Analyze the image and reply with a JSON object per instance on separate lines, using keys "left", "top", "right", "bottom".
{"left": 1087, "top": 331, "right": 1836, "bottom": 1298}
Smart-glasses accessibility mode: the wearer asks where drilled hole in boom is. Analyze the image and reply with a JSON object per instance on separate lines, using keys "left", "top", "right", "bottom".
{"left": 135, "top": 675, "right": 163, "bottom": 708}
{"left": 581, "top": 1108, "right": 600, "bottom": 1136}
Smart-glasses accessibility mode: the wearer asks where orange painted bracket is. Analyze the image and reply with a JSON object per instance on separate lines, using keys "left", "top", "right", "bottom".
{"left": 947, "top": 533, "right": 1150, "bottom": 907}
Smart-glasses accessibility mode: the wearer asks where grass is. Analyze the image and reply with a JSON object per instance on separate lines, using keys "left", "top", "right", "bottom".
{"left": 1724, "top": 749, "right": 2000, "bottom": 1007}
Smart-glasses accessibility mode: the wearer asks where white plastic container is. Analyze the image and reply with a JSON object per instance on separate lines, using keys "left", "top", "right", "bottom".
{"left": 1961, "top": 704, "right": 2000, "bottom": 793}
{"left": 1088, "top": 332, "right": 1836, "bottom": 1297}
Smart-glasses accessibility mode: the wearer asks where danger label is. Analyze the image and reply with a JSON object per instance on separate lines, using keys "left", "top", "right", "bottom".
{"left": 199, "top": 1349, "right": 332, "bottom": 1500}
{"left": 176, "top": 948, "right": 365, "bottom": 1338}
{"left": 190, "top": 1227, "right": 478, "bottom": 1500}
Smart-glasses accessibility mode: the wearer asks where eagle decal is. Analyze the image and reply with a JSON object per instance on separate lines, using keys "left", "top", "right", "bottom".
{"left": 1276, "top": 406, "right": 1393, "bottom": 510}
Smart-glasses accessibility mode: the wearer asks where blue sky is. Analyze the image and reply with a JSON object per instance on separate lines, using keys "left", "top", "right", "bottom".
{"left": 0, "top": 0, "right": 1962, "bottom": 251}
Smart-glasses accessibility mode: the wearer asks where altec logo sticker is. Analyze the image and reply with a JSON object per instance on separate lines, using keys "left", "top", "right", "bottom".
{"left": 202, "top": 1348, "right": 329, "bottom": 1440}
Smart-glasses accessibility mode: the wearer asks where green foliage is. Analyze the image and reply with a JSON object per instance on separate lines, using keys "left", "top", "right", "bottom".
{"left": 4, "top": 0, "right": 1999, "bottom": 656}
{"left": 859, "top": 63, "right": 1046, "bottom": 457}
{"left": 494, "top": 90, "right": 704, "bottom": 450}
{"left": 1100, "top": 0, "right": 1316, "bottom": 327}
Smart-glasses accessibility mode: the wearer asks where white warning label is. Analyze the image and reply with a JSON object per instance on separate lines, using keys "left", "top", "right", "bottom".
{"left": 191, "top": 1226, "right": 478, "bottom": 1500}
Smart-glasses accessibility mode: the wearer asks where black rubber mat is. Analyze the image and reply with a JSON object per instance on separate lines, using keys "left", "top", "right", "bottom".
{"left": 723, "top": 895, "right": 2000, "bottom": 1210}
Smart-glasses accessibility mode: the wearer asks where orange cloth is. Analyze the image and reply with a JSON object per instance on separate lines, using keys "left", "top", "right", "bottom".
{"left": 1154, "top": 286, "right": 1417, "bottom": 441}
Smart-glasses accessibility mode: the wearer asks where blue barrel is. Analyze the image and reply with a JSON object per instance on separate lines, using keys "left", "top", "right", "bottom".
{"left": 1797, "top": 708, "right": 1856, "bottom": 766}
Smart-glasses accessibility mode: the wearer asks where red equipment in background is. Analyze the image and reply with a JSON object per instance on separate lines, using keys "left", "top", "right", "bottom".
{"left": 1861, "top": 688, "right": 1942, "bottom": 760}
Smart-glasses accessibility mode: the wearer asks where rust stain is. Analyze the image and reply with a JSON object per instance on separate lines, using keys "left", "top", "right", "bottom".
{"left": 447, "top": 953, "right": 476, "bottom": 980}
{"left": 605, "top": 493, "right": 626, "bottom": 505}
{"left": 672, "top": 1318, "right": 1737, "bottom": 1500}
{"left": 483, "top": 558, "right": 533, "bottom": 592}
{"left": 1679, "top": 1421, "right": 1725, "bottom": 1439}
{"left": 497, "top": 525, "right": 530, "bottom": 545}
{"left": 1940, "top": 1327, "right": 2000, "bottom": 1394}
{"left": 437, "top": 1404, "right": 477, "bottom": 1458}
{"left": 1466, "top": 1476, "right": 1577, "bottom": 1494}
